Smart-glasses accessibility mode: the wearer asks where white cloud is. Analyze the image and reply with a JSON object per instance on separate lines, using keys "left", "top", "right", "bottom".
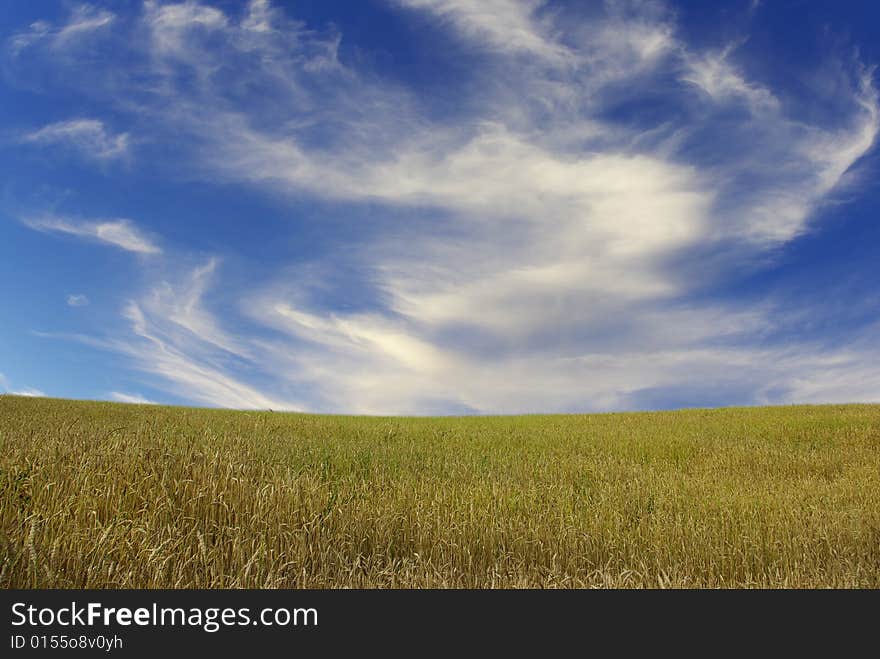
{"left": 145, "top": 258, "right": 244, "bottom": 356}
{"left": 151, "top": 5, "right": 874, "bottom": 249}
{"left": 9, "top": 4, "right": 114, "bottom": 54}
{"left": 118, "top": 304, "right": 297, "bottom": 411}
{"left": 66, "top": 294, "right": 89, "bottom": 307}
{"left": 145, "top": 0, "right": 228, "bottom": 57}
{"left": 97, "top": 262, "right": 301, "bottom": 411}
{"left": 23, "top": 216, "right": 161, "bottom": 255}
{"left": 55, "top": 5, "right": 115, "bottom": 45}
{"left": 0, "top": 373, "right": 47, "bottom": 399}
{"left": 109, "top": 391, "right": 158, "bottom": 405}
{"left": 682, "top": 45, "right": 780, "bottom": 114}
{"left": 10, "top": 388, "right": 47, "bottom": 398}
{"left": 22, "top": 119, "right": 129, "bottom": 161}
{"left": 395, "top": 0, "right": 572, "bottom": 64}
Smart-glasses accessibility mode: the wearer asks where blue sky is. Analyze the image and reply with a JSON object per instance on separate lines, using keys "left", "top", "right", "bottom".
{"left": 1, "top": 0, "right": 878, "bottom": 414}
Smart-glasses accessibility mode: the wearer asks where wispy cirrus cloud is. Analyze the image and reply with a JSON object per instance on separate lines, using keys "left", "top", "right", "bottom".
{"left": 9, "top": 4, "right": 115, "bottom": 55}
{"left": 0, "top": 373, "right": 47, "bottom": 398}
{"left": 119, "top": 286, "right": 300, "bottom": 410}
{"left": 80, "top": 257, "right": 880, "bottom": 414}
{"left": 21, "top": 119, "right": 129, "bottom": 161}
{"left": 109, "top": 391, "right": 158, "bottom": 405}
{"left": 681, "top": 44, "right": 780, "bottom": 114}
{"left": 10, "top": 1, "right": 880, "bottom": 413}
{"left": 23, "top": 216, "right": 161, "bottom": 255}
{"left": 394, "top": 0, "right": 573, "bottom": 64}
{"left": 66, "top": 294, "right": 89, "bottom": 307}
{"left": 9, "top": 388, "right": 47, "bottom": 398}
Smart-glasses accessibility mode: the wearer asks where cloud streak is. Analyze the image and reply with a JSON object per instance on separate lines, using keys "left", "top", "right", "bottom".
{"left": 23, "top": 216, "right": 161, "bottom": 255}
{"left": 395, "top": 0, "right": 573, "bottom": 63}
{"left": 9, "top": 388, "right": 47, "bottom": 398}
{"left": 22, "top": 119, "right": 129, "bottom": 161}
{"left": 9, "top": 4, "right": 115, "bottom": 55}
{"left": 109, "top": 391, "right": 158, "bottom": 405}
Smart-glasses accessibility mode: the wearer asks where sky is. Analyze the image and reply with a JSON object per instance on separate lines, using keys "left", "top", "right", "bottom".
{"left": 0, "top": 0, "right": 879, "bottom": 415}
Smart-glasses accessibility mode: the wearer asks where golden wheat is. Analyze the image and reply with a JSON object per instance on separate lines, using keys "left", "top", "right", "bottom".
{"left": 1, "top": 396, "right": 878, "bottom": 588}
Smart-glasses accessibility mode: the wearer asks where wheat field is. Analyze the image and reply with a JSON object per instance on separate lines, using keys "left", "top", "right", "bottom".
{"left": 1, "top": 395, "right": 879, "bottom": 588}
